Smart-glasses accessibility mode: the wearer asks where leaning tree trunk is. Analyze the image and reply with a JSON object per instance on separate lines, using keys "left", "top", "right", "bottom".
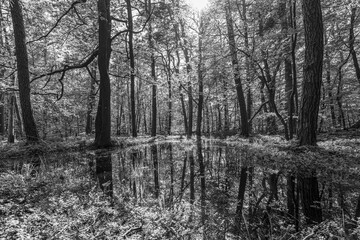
{"left": 94, "top": 0, "right": 111, "bottom": 148}
{"left": 298, "top": 0, "right": 324, "bottom": 224}
{"left": 225, "top": 0, "right": 249, "bottom": 137}
{"left": 10, "top": 0, "right": 39, "bottom": 142}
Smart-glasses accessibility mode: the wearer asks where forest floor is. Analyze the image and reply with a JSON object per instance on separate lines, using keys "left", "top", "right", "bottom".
{"left": 0, "top": 130, "right": 359, "bottom": 239}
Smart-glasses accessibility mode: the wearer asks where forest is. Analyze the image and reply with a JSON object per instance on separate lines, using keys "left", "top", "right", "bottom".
{"left": 0, "top": 0, "right": 360, "bottom": 239}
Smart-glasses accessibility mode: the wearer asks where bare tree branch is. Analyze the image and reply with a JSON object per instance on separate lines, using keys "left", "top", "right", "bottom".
{"left": 27, "top": 0, "right": 86, "bottom": 44}
{"left": 30, "top": 49, "right": 99, "bottom": 83}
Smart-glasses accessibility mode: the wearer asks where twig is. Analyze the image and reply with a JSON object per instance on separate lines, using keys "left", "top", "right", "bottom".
{"left": 122, "top": 226, "right": 142, "bottom": 238}
{"left": 27, "top": 0, "right": 86, "bottom": 44}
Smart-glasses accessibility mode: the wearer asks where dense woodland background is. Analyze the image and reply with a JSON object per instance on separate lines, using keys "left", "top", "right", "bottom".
{"left": 0, "top": 0, "right": 360, "bottom": 239}
{"left": 0, "top": 0, "right": 359, "bottom": 145}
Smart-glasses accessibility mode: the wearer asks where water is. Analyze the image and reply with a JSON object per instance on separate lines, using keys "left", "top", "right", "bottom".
{"left": 92, "top": 140, "right": 360, "bottom": 238}
{"left": 2, "top": 140, "right": 359, "bottom": 238}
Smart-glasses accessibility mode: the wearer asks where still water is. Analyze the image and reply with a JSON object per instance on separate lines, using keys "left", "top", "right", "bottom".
{"left": 91, "top": 140, "right": 359, "bottom": 239}
{"left": 94, "top": 141, "right": 247, "bottom": 237}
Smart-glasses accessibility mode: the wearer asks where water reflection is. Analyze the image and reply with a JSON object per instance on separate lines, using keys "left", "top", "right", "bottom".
{"left": 95, "top": 151, "right": 112, "bottom": 196}
{"left": 92, "top": 141, "right": 359, "bottom": 239}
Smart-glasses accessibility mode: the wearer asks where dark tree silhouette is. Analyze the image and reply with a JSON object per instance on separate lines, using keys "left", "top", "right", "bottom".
{"left": 10, "top": 0, "right": 39, "bottom": 142}
{"left": 94, "top": 0, "right": 112, "bottom": 148}
{"left": 298, "top": 0, "right": 324, "bottom": 224}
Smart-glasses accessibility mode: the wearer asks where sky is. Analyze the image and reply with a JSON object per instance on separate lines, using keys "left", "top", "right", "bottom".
{"left": 186, "top": 0, "right": 209, "bottom": 11}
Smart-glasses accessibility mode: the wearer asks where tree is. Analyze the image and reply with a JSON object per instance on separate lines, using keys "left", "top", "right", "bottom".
{"left": 126, "top": 0, "right": 137, "bottom": 138}
{"left": 298, "top": 0, "right": 324, "bottom": 224}
{"left": 94, "top": 0, "right": 112, "bottom": 148}
{"left": 147, "top": 0, "right": 157, "bottom": 137}
{"left": 196, "top": 13, "right": 205, "bottom": 139}
{"left": 349, "top": 7, "right": 360, "bottom": 86}
{"left": 10, "top": 0, "right": 39, "bottom": 142}
{"left": 86, "top": 62, "right": 96, "bottom": 135}
{"left": 298, "top": 0, "right": 324, "bottom": 146}
{"left": 225, "top": 0, "right": 249, "bottom": 137}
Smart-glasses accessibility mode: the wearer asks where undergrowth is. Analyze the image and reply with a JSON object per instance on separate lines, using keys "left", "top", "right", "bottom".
{"left": 0, "top": 133, "right": 360, "bottom": 239}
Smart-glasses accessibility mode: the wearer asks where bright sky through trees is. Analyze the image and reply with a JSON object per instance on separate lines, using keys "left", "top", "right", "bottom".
{"left": 186, "top": 0, "right": 208, "bottom": 11}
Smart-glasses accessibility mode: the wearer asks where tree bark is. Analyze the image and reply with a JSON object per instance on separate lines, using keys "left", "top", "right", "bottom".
{"left": 298, "top": 0, "right": 324, "bottom": 146}
{"left": 336, "top": 59, "right": 346, "bottom": 129}
{"left": 151, "top": 145, "right": 159, "bottom": 198}
{"left": 298, "top": 0, "right": 324, "bottom": 225}
{"left": 179, "top": 18, "right": 193, "bottom": 138}
{"left": 299, "top": 175, "right": 322, "bottom": 224}
{"left": 280, "top": 0, "right": 295, "bottom": 139}
{"left": 10, "top": 0, "right": 39, "bottom": 142}
{"left": 8, "top": 95, "right": 15, "bottom": 143}
{"left": 86, "top": 62, "right": 96, "bottom": 135}
{"left": 289, "top": 0, "right": 299, "bottom": 138}
{"left": 225, "top": 0, "right": 249, "bottom": 137}
{"left": 234, "top": 166, "right": 248, "bottom": 234}
{"left": 94, "top": 0, "right": 111, "bottom": 148}
{"left": 126, "top": 0, "right": 137, "bottom": 137}
{"left": 147, "top": 0, "right": 157, "bottom": 137}
{"left": 196, "top": 15, "right": 204, "bottom": 139}
{"left": 349, "top": 7, "right": 360, "bottom": 86}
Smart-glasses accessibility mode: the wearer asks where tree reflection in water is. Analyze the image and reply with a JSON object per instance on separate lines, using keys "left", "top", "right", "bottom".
{"left": 95, "top": 151, "right": 112, "bottom": 197}
{"left": 92, "top": 142, "right": 360, "bottom": 238}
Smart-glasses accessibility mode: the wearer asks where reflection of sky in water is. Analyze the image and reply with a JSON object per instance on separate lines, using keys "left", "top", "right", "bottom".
{"left": 92, "top": 140, "right": 360, "bottom": 238}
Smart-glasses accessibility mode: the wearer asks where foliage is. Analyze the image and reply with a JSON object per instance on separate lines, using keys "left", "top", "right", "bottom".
{"left": 1, "top": 133, "right": 360, "bottom": 239}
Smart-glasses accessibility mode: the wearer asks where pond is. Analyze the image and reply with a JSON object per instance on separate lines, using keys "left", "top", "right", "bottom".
{"left": 2, "top": 139, "right": 359, "bottom": 239}
{"left": 91, "top": 140, "right": 360, "bottom": 239}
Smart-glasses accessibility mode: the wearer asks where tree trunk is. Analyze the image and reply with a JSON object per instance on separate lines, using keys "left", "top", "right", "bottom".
{"left": 0, "top": 2, "right": 4, "bottom": 138}
{"left": 325, "top": 54, "right": 337, "bottom": 128}
{"left": 349, "top": 7, "right": 360, "bottom": 86}
{"left": 10, "top": 0, "right": 39, "bottom": 142}
{"left": 0, "top": 94, "right": 4, "bottom": 137}
{"left": 225, "top": 0, "right": 249, "bottom": 137}
{"left": 94, "top": 0, "right": 111, "bottom": 148}
{"left": 86, "top": 62, "right": 96, "bottom": 135}
{"left": 299, "top": 175, "right": 322, "bottom": 224}
{"left": 147, "top": 0, "right": 157, "bottom": 137}
{"left": 179, "top": 18, "right": 193, "bottom": 138}
{"left": 151, "top": 145, "right": 159, "bottom": 198}
{"left": 239, "top": 0, "right": 253, "bottom": 134}
{"left": 336, "top": 52, "right": 346, "bottom": 129}
{"left": 8, "top": 95, "right": 15, "bottom": 143}
{"left": 189, "top": 152, "right": 195, "bottom": 204}
{"left": 234, "top": 166, "right": 248, "bottom": 234}
{"left": 180, "top": 86, "right": 188, "bottom": 134}
{"left": 289, "top": 0, "right": 298, "bottom": 138}
{"left": 126, "top": 0, "right": 137, "bottom": 137}
{"left": 196, "top": 16, "right": 204, "bottom": 139}
{"left": 281, "top": 0, "right": 295, "bottom": 138}
{"left": 14, "top": 96, "right": 23, "bottom": 137}
{"left": 167, "top": 51, "right": 172, "bottom": 135}
{"left": 298, "top": 0, "right": 324, "bottom": 146}
{"left": 298, "top": 0, "right": 324, "bottom": 225}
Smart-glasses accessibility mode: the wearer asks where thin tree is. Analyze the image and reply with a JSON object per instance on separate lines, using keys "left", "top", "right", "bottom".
{"left": 196, "top": 14, "right": 204, "bottom": 139}
{"left": 126, "top": 0, "right": 137, "bottom": 137}
{"left": 10, "top": 0, "right": 39, "bottom": 142}
{"left": 147, "top": 0, "right": 157, "bottom": 137}
{"left": 349, "top": 7, "right": 360, "bottom": 86}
